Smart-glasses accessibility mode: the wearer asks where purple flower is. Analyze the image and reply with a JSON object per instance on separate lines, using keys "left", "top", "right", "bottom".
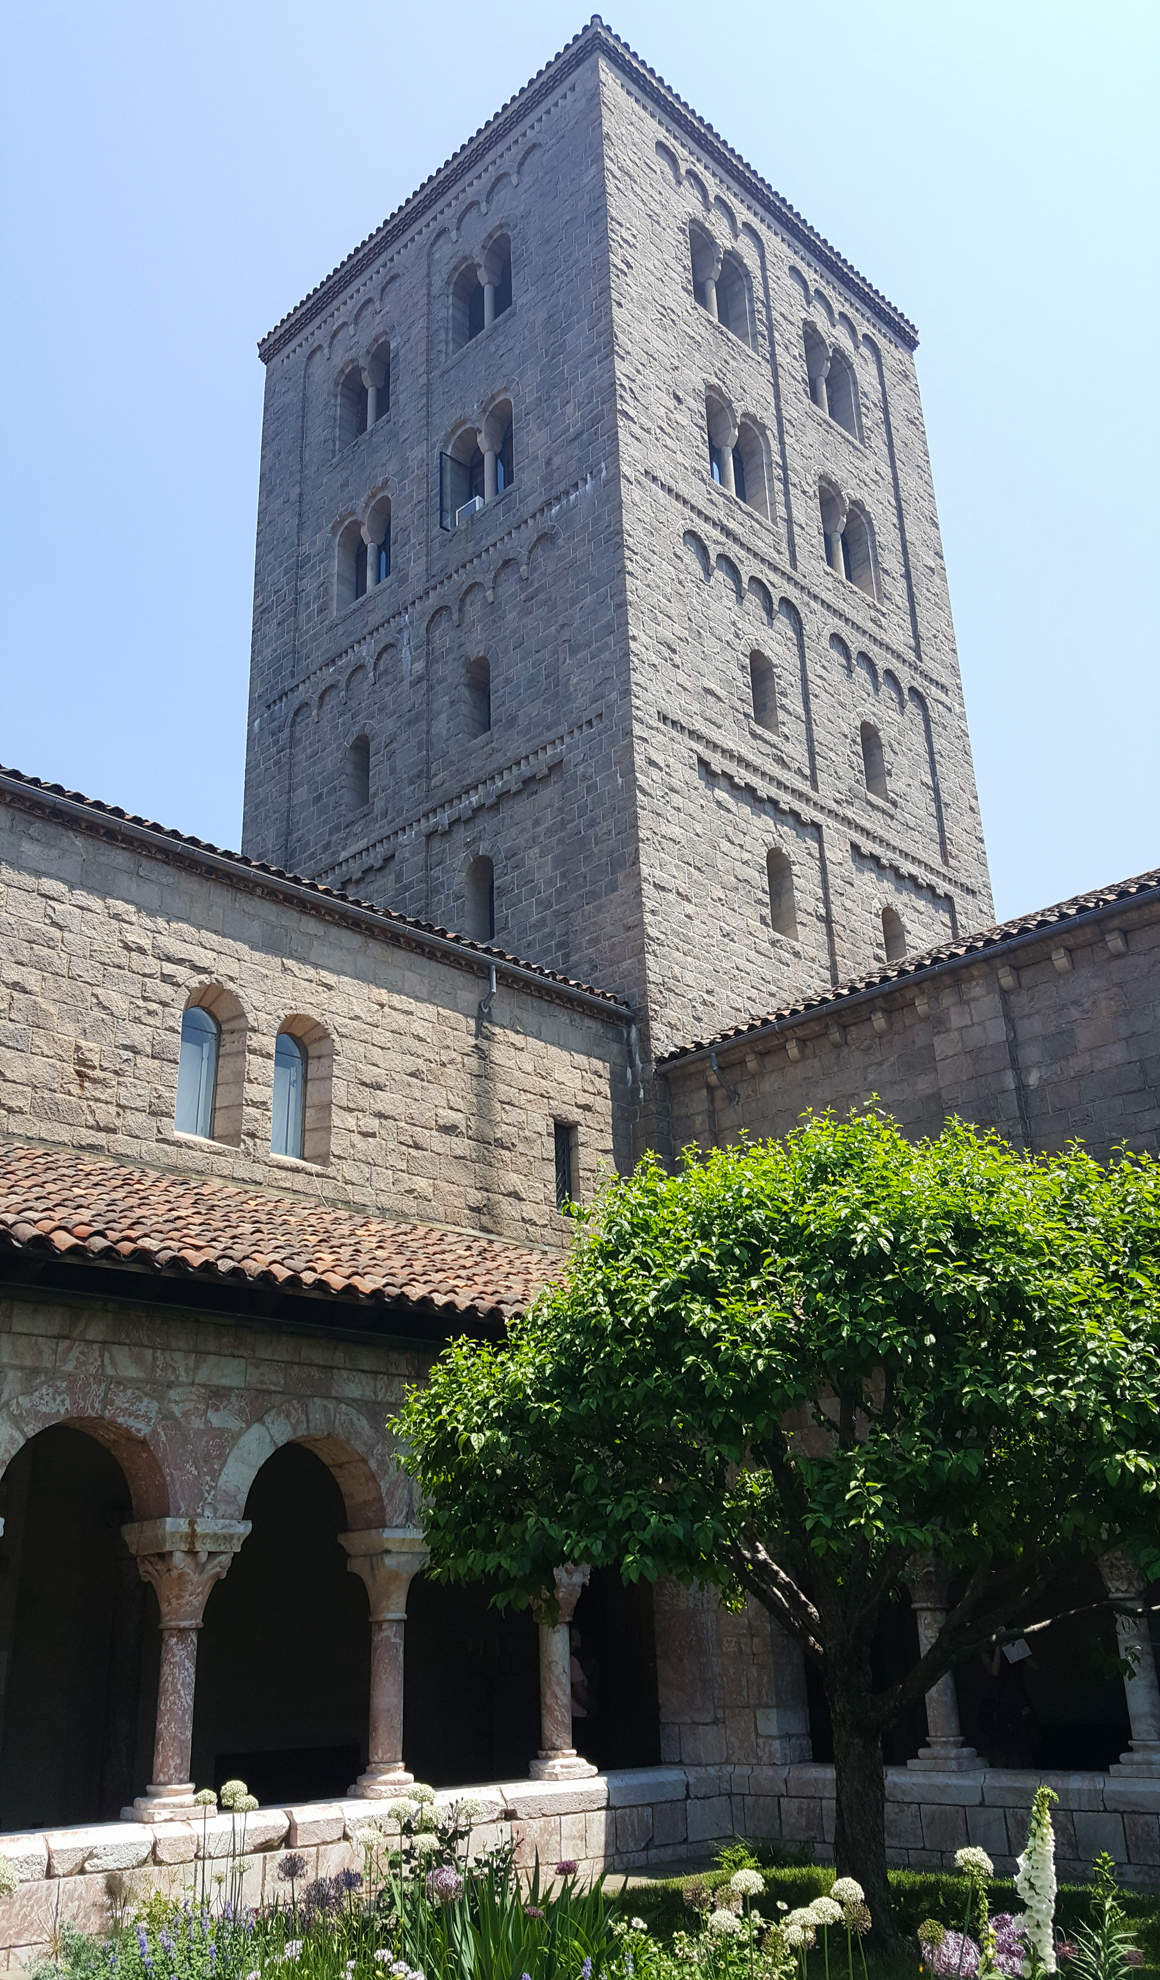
{"left": 989, "top": 1915, "right": 1028, "bottom": 1978}
{"left": 581, "top": 1962, "right": 592, "bottom": 1980}
{"left": 556, "top": 1860, "right": 578, "bottom": 1876}
{"left": 337, "top": 1868, "right": 363, "bottom": 1894}
{"left": 279, "top": 1853, "right": 308, "bottom": 1883}
{"left": 930, "top": 1931, "right": 980, "bottom": 1978}
{"left": 427, "top": 1866, "right": 464, "bottom": 1903}
{"left": 524, "top": 1906, "right": 544, "bottom": 1919}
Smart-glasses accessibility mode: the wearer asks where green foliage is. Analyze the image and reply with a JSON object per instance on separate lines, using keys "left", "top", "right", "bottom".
{"left": 396, "top": 1115, "right": 1160, "bottom": 1638}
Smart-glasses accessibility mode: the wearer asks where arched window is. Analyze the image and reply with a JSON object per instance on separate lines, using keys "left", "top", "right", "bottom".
{"left": 271, "top": 1032, "right": 307, "bottom": 1159}
{"left": 337, "top": 520, "right": 364, "bottom": 607}
{"left": 175, "top": 1006, "right": 220, "bottom": 1138}
{"left": 882, "top": 905, "right": 907, "bottom": 962}
{"left": 706, "top": 392, "right": 738, "bottom": 494}
{"left": 766, "top": 849, "right": 798, "bottom": 940}
{"left": 466, "top": 657, "right": 492, "bottom": 737}
{"left": 749, "top": 652, "right": 777, "bottom": 732}
{"left": 365, "top": 342, "right": 390, "bottom": 423}
{"left": 842, "top": 506, "right": 877, "bottom": 597}
{"left": 826, "top": 350, "right": 860, "bottom": 437}
{"left": 803, "top": 324, "right": 829, "bottom": 409}
{"left": 338, "top": 368, "right": 369, "bottom": 450}
{"left": 466, "top": 855, "right": 495, "bottom": 943}
{"left": 861, "top": 721, "right": 887, "bottom": 798}
{"left": 689, "top": 223, "right": 718, "bottom": 313}
{"left": 734, "top": 421, "right": 770, "bottom": 519}
{"left": 496, "top": 418, "right": 514, "bottom": 493}
{"left": 716, "top": 252, "right": 753, "bottom": 347}
{"left": 486, "top": 234, "right": 513, "bottom": 319}
{"left": 347, "top": 734, "right": 370, "bottom": 811}
{"left": 451, "top": 265, "right": 485, "bottom": 351}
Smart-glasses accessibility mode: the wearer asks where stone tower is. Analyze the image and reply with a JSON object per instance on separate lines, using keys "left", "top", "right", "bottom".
{"left": 241, "top": 18, "right": 992, "bottom": 1073}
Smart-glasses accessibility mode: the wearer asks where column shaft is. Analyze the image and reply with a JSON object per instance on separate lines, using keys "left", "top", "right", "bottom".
{"left": 1102, "top": 1549, "right": 1160, "bottom": 1773}
{"left": 340, "top": 1528, "right": 428, "bottom": 1796}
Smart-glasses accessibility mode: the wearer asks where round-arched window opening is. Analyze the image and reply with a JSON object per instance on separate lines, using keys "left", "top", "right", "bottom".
{"left": 175, "top": 1005, "right": 220, "bottom": 1139}
{"left": 882, "top": 905, "right": 907, "bottom": 963}
{"left": 271, "top": 1032, "right": 308, "bottom": 1159}
{"left": 861, "top": 721, "right": 888, "bottom": 799}
{"left": 496, "top": 421, "right": 514, "bottom": 493}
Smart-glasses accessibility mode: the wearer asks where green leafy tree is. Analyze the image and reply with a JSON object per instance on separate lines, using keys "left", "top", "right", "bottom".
{"left": 395, "top": 1115, "right": 1160, "bottom": 1934}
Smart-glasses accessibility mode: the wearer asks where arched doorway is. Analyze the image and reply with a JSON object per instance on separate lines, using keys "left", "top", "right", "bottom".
{"left": 192, "top": 1442, "right": 369, "bottom": 1804}
{"left": 0, "top": 1425, "right": 158, "bottom": 1828}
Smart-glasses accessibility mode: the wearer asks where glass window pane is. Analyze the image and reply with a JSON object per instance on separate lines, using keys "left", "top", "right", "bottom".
{"left": 271, "top": 1032, "right": 307, "bottom": 1158}
{"left": 175, "top": 1007, "right": 220, "bottom": 1138}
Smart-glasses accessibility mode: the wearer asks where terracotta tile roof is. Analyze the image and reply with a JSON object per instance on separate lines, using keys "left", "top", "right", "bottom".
{"left": 0, "top": 765, "right": 628, "bottom": 1016}
{"left": 658, "top": 864, "right": 1160, "bottom": 1066}
{"left": 0, "top": 1143, "right": 560, "bottom": 1324}
{"left": 257, "top": 18, "right": 917, "bottom": 365}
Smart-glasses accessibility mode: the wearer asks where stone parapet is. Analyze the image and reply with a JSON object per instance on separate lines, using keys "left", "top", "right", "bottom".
{"left": 2, "top": 1764, "right": 1159, "bottom": 1966}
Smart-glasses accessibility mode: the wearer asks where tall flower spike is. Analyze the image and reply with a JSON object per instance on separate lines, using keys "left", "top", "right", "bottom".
{"left": 1015, "top": 1785, "right": 1059, "bottom": 1976}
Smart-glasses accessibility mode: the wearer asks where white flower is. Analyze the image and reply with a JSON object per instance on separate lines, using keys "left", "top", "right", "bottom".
{"left": 954, "top": 1847, "right": 994, "bottom": 1880}
{"left": 830, "top": 1879, "right": 864, "bottom": 1906}
{"left": 413, "top": 1832, "right": 440, "bottom": 1855}
{"left": 416, "top": 1805, "right": 439, "bottom": 1832}
{"left": 809, "top": 1898, "right": 843, "bottom": 1927}
{"left": 708, "top": 1910, "right": 742, "bottom": 1935}
{"left": 219, "top": 1778, "right": 249, "bottom": 1810}
{"left": 1015, "top": 1785, "right": 1058, "bottom": 1976}
{"left": 629, "top": 1918, "right": 648, "bottom": 1932}
{"left": 730, "top": 1869, "right": 764, "bottom": 1897}
{"left": 383, "top": 1798, "right": 417, "bottom": 1826}
{"left": 390, "top": 1963, "right": 409, "bottom": 1975}
{"left": 455, "top": 1797, "right": 486, "bottom": 1822}
{"left": 410, "top": 1783, "right": 436, "bottom": 1804}
{"left": 782, "top": 1924, "right": 811, "bottom": 1949}
{"left": 282, "top": 1944, "right": 302, "bottom": 1962}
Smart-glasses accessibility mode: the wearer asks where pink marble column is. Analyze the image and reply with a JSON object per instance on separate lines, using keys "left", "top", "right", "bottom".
{"left": 530, "top": 1563, "right": 597, "bottom": 1781}
{"left": 907, "top": 1557, "right": 980, "bottom": 1772}
{"left": 1101, "top": 1548, "right": 1160, "bottom": 1773}
{"left": 121, "top": 1519, "right": 251, "bottom": 1821}
{"left": 340, "top": 1528, "right": 429, "bottom": 1796}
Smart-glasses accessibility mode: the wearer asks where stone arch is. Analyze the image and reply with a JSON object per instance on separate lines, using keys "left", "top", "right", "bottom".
{"left": 684, "top": 169, "right": 710, "bottom": 210}
{"left": 682, "top": 529, "right": 711, "bottom": 579}
{"left": 458, "top": 579, "right": 488, "bottom": 632}
{"left": 178, "top": 981, "right": 248, "bottom": 1147}
{"left": 655, "top": 140, "right": 681, "bottom": 186}
{"left": 345, "top": 662, "right": 368, "bottom": 700}
{"left": 715, "top": 553, "right": 742, "bottom": 602}
{"left": 0, "top": 1389, "right": 173, "bottom": 1518}
{"left": 882, "top": 667, "right": 904, "bottom": 711}
{"left": 272, "top": 1013, "right": 335, "bottom": 1165}
{"left": 747, "top": 576, "right": 774, "bottom": 625}
{"left": 712, "top": 195, "right": 738, "bottom": 236}
{"left": 215, "top": 1404, "right": 391, "bottom": 1529}
{"left": 855, "top": 651, "right": 880, "bottom": 694}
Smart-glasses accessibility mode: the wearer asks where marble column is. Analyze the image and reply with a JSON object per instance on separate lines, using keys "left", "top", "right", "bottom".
{"left": 907, "top": 1557, "right": 980, "bottom": 1771}
{"left": 529, "top": 1563, "right": 597, "bottom": 1780}
{"left": 341, "top": 1528, "right": 429, "bottom": 1796}
{"left": 1101, "top": 1548, "right": 1160, "bottom": 1773}
{"left": 122, "top": 1519, "right": 251, "bottom": 1822}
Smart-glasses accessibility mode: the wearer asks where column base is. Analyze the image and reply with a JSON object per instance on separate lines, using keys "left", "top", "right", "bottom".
{"left": 348, "top": 1764, "right": 416, "bottom": 1797}
{"left": 908, "top": 1744, "right": 983, "bottom": 1772}
{"left": 125, "top": 1783, "right": 199, "bottom": 1823}
{"left": 529, "top": 1749, "right": 598, "bottom": 1781}
{"left": 1111, "top": 1742, "right": 1160, "bottom": 1775}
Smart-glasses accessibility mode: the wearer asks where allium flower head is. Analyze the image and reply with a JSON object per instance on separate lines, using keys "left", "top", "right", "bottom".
{"left": 337, "top": 1869, "right": 363, "bottom": 1893}
{"left": 282, "top": 1944, "right": 302, "bottom": 1962}
{"left": 416, "top": 1805, "right": 439, "bottom": 1832}
{"left": 524, "top": 1905, "right": 545, "bottom": 1919}
{"left": 810, "top": 1898, "right": 843, "bottom": 1927}
{"left": 383, "top": 1798, "right": 417, "bottom": 1826}
{"left": 410, "top": 1783, "right": 436, "bottom": 1804}
{"left": 708, "top": 1910, "right": 742, "bottom": 1936}
{"left": 683, "top": 1877, "right": 711, "bottom": 1913}
{"left": 413, "top": 1832, "right": 440, "bottom": 1855}
{"left": 194, "top": 1790, "right": 218, "bottom": 1808}
{"left": 556, "top": 1860, "right": 578, "bottom": 1876}
{"left": 278, "top": 1854, "right": 307, "bottom": 1883}
{"left": 390, "top": 1963, "right": 409, "bottom": 1975}
{"left": 731, "top": 1869, "right": 764, "bottom": 1897}
{"left": 782, "top": 1924, "right": 809, "bottom": 1949}
{"left": 930, "top": 1931, "right": 980, "bottom": 1977}
{"left": 427, "top": 1866, "right": 464, "bottom": 1903}
{"left": 844, "top": 1903, "right": 872, "bottom": 1938}
{"left": 955, "top": 1847, "right": 994, "bottom": 1881}
{"left": 917, "top": 1922, "right": 947, "bottom": 1951}
{"left": 219, "top": 1779, "right": 249, "bottom": 1810}
{"left": 830, "top": 1879, "right": 864, "bottom": 1906}
{"left": 456, "top": 1798, "right": 486, "bottom": 1823}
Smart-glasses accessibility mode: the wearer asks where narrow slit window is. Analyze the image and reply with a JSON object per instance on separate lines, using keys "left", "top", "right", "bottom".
{"left": 554, "top": 1121, "right": 576, "bottom": 1208}
{"left": 175, "top": 1007, "right": 220, "bottom": 1138}
{"left": 861, "top": 721, "right": 888, "bottom": 798}
{"left": 766, "top": 848, "right": 798, "bottom": 940}
{"left": 750, "top": 652, "right": 777, "bottom": 732}
{"left": 882, "top": 906, "right": 907, "bottom": 963}
{"left": 271, "top": 1032, "right": 307, "bottom": 1159}
{"left": 466, "top": 856, "right": 495, "bottom": 942}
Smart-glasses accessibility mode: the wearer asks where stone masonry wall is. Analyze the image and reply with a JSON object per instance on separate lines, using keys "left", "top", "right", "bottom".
{"left": 658, "top": 887, "right": 1160, "bottom": 1161}
{"left": 600, "top": 65, "right": 992, "bottom": 1059}
{"left": 0, "top": 791, "right": 629, "bottom": 1246}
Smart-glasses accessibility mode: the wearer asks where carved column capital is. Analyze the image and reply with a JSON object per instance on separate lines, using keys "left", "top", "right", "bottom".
{"left": 339, "top": 1527, "right": 429, "bottom": 1620}
{"left": 122, "top": 1520, "right": 251, "bottom": 1628}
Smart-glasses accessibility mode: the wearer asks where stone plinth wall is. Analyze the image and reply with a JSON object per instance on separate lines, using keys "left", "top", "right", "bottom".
{"left": 3, "top": 1765, "right": 1160, "bottom": 1966}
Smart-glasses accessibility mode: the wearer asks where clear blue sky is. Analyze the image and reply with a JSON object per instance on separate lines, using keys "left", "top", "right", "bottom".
{"left": 1, "top": 1, "right": 1156, "bottom": 924}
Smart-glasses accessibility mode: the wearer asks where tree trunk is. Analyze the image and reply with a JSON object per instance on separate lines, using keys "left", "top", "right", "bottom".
{"left": 828, "top": 1686, "right": 895, "bottom": 1939}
